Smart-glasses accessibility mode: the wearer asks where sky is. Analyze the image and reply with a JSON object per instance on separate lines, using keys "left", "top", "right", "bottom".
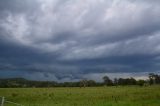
{"left": 0, "top": 0, "right": 160, "bottom": 82}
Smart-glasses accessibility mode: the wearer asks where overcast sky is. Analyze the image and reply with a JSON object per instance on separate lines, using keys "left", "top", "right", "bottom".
{"left": 0, "top": 0, "right": 160, "bottom": 82}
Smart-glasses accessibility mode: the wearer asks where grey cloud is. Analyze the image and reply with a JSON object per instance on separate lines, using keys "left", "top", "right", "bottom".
{"left": 0, "top": 0, "right": 40, "bottom": 13}
{"left": 0, "top": 0, "right": 160, "bottom": 81}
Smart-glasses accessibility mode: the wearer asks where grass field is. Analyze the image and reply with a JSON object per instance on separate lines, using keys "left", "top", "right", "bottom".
{"left": 0, "top": 85, "right": 160, "bottom": 106}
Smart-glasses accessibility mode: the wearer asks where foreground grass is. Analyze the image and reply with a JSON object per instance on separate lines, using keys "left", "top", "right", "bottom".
{"left": 0, "top": 85, "right": 160, "bottom": 106}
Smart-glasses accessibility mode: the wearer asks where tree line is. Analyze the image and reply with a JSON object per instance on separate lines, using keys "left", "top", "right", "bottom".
{"left": 0, "top": 73, "right": 160, "bottom": 88}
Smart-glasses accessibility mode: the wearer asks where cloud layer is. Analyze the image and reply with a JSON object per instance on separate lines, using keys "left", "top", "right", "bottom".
{"left": 0, "top": 0, "right": 160, "bottom": 81}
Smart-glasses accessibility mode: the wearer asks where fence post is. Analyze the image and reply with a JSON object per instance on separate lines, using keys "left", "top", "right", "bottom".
{"left": 1, "top": 97, "right": 5, "bottom": 106}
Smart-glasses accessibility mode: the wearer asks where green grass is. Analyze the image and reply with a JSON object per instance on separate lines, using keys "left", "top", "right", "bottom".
{"left": 0, "top": 85, "right": 160, "bottom": 106}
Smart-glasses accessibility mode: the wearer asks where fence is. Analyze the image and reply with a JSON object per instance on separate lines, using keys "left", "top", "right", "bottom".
{"left": 0, "top": 96, "right": 24, "bottom": 106}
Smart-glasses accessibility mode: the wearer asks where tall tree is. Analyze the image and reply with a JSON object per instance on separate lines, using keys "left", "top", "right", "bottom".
{"left": 103, "top": 76, "right": 113, "bottom": 86}
{"left": 149, "top": 73, "right": 155, "bottom": 85}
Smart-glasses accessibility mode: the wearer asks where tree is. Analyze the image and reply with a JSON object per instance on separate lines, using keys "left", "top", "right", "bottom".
{"left": 148, "top": 73, "right": 160, "bottom": 85}
{"left": 79, "top": 79, "right": 88, "bottom": 87}
{"left": 149, "top": 73, "right": 155, "bottom": 85}
{"left": 137, "top": 80, "right": 145, "bottom": 86}
{"left": 103, "top": 76, "right": 113, "bottom": 86}
{"left": 114, "top": 78, "right": 118, "bottom": 86}
{"left": 154, "top": 74, "right": 160, "bottom": 84}
{"left": 128, "top": 77, "right": 137, "bottom": 85}
{"left": 117, "top": 77, "right": 136, "bottom": 85}
{"left": 87, "top": 80, "right": 96, "bottom": 87}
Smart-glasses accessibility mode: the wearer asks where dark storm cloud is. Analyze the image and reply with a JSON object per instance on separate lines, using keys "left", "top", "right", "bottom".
{"left": 0, "top": 0, "right": 160, "bottom": 81}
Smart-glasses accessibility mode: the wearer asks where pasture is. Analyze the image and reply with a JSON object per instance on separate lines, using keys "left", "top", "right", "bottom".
{"left": 0, "top": 85, "right": 160, "bottom": 106}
